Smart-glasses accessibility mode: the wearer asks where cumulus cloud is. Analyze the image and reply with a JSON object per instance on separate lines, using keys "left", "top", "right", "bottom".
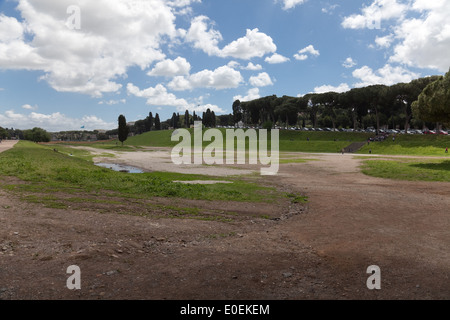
{"left": 341, "top": 0, "right": 408, "bottom": 29}
{"left": 352, "top": 64, "right": 420, "bottom": 87}
{"left": 127, "top": 83, "right": 189, "bottom": 107}
{"left": 389, "top": 0, "right": 450, "bottom": 71}
{"left": 147, "top": 57, "right": 191, "bottom": 77}
{"left": 98, "top": 99, "right": 126, "bottom": 105}
{"left": 185, "top": 15, "right": 223, "bottom": 56}
{"left": 375, "top": 34, "right": 394, "bottom": 48}
{"left": 21, "top": 104, "right": 38, "bottom": 110}
{"left": 220, "top": 28, "right": 277, "bottom": 60}
{"left": 342, "top": 57, "right": 357, "bottom": 68}
{"left": 126, "top": 83, "right": 224, "bottom": 114}
{"left": 242, "top": 62, "right": 263, "bottom": 71}
{"left": 0, "top": 110, "right": 114, "bottom": 131}
{"left": 343, "top": 0, "right": 450, "bottom": 72}
{"left": 314, "top": 83, "right": 350, "bottom": 93}
{"left": 168, "top": 65, "right": 244, "bottom": 91}
{"left": 280, "top": 0, "right": 307, "bottom": 11}
{"left": 233, "top": 88, "right": 260, "bottom": 102}
{"left": 249, "top": 72, "right": 273, "bottom": 87}
{"left": 294, "top": 45, "right": 320, "bottom": 61}
{"left": 185, "top": 16, "right": 276, "bottom": 60}
{"left": 0, "top": 0, "right": 186, "bottom": 97}
{"left": 265, "top": 53, "right": 290, "bottom": 64}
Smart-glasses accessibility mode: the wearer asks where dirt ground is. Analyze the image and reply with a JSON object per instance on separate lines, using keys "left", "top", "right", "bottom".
{"left": 0, "top": 140, "right": 449, "bottom": 300}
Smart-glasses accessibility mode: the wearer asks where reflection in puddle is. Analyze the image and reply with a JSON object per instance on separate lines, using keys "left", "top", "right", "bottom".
{"left": 95, "top": 163, "right": 144, "bottom": 173}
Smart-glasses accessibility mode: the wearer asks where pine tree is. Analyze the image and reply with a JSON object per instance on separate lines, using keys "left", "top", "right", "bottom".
{"left": 118, "top": 114, "right": 129, "bottom": 146}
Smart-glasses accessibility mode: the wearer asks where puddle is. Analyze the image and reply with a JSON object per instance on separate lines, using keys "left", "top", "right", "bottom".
{"left": 95, "top": 163, "right": 144, "bottom": 173}
{"left": 173, "top": 180, "right": 233, "bottom": 185}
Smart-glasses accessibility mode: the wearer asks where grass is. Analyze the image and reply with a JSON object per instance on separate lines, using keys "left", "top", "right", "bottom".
{"left": 358, "top": 134, "right": 450, "bottom": 156}
{"left": 0, "top": 141, "right": 279, "bottom": 205}
{"left": 86, "top": 129, "right": 373, "bottom": 154}
{"left": 360, "top": 158, "right": 450, "bottom": 182}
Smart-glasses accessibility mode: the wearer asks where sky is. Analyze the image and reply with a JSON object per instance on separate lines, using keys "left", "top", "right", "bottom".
{"left": 0, "top": 0, "right": 449, "bottom": 132}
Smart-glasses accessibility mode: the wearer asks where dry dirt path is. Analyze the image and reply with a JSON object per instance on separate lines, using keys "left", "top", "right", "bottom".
{"left": 0, "top": 140, "right": 18, "bottom": 154}
{"left": 0, "top": 143, "right": 449, "bottom": 300}
{"left": 271, "top": 153, "right": 450, "bottom": 299}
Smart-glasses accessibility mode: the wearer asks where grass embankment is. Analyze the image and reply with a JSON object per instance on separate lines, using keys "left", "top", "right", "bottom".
{"left": 358, "top": 134, "right": 450, "bottom": 156}
{"left": 112, "top": 129, "right": 373, "bottom": 153}
{"left": 361, "top": 159, "right": 450, "bottom": 182}
{"left": 0, "top": 141, "right": 294, "bottom": 220}
{"left": 357, "top": 135, "right": 450, "bottom": 182}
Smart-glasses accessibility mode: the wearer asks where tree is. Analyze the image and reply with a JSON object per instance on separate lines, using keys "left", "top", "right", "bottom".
{"left": 146, "top": 112, "right": 153, "bottom": 132}
{"left": 232, "top": 99, "right": 242, "bottom": 124}
{"left": 118, "top": 114, "right": 129, "bottom": 146}
{"left": 23, "top": 127, "right": 51, "bottom": 142}
{"left": 154, "top": 113, "right": 161, "bottom": 130}
{"left": 184, "top": 110, "right": 190, "bottom": 128}
{"left": 412, "top": 69, "right": 450, "bottom": 126}
{"left": 0, "top": 127, "right": 10, "bottom": 139}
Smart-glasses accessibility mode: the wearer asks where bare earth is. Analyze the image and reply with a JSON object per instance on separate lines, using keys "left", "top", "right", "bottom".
{"left": 0, "top": 140, "right": 449, "bottom": 300}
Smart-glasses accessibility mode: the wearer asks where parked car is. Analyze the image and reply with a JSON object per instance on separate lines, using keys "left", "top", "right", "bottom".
{"left": 423, "top": 130, "right": 436, "bottom": 134}
{"left": 438, "top": 130, "right": 449, "bottom": 135}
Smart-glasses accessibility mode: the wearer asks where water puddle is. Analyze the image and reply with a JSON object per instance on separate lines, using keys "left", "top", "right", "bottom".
{"left": 95, "top": 163, "right": 144, "bottom": 173}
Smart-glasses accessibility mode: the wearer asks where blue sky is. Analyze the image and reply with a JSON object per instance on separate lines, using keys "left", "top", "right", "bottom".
{"left": 0, "top": 0, "right": 449, "bottom": 131}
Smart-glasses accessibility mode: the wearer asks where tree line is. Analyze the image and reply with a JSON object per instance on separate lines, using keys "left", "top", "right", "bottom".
{"left": 232, "top": 73, "right": 449, "bottom": 134}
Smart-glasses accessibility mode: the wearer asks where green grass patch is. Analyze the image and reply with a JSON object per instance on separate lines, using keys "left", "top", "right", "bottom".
{"left": 286, "top": 193, "right": 309, "bottom": 204}
{"left": 0, "top": 141, "right": 278, "bottom": 204}
{"left": 361, "top": 158, "right": 450, "bottom": 182}
{"left": 358, "top": 134, "right": 450, "bottom": 156}
{"left": 87, "top": 129, "right": 372, "bottom": 154}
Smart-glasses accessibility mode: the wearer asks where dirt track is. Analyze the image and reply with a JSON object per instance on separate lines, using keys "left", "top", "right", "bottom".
{"left": 0, "top": 143, "right": 449, "bottom": 300}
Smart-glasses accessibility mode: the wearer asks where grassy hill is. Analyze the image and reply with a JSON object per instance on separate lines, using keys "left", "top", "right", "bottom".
{"left": 358, "top": 134, "right": 450, "bottom": 156}
{"left": 121, "top": 129, "right": 373, "bottom": 153}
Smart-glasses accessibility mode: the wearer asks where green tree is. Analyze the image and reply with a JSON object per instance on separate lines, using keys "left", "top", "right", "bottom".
{"left": 412, "top": 69, "right": 450, "bottom": 126}
{"left": 232, "top": 99, "right": 242, "bottom": 124}
{"left": 154, "top": 113, "right": 161, "bottom": 130}
{"left": 23, "top": 127, "right": 51, "bottom": 142}
{"left": 146, "top": 112, "right": 153, "bottom": 132}
{"left": 118, "top": 114, "right": 129, "bottom": 146}
{"left": 184, "top": 110, "right": 190, "bottom": 128}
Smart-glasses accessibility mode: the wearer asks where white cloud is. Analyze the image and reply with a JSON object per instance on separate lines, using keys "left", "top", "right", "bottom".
{"left": 127, "top": 83, "right": 189, "bottom": 107}
{"left": 0, "top": 110, "right": 114, "bottom": 131}
{"left": 341, "top": 0, "right": 408, "bottom": 29}
{"left": 280, "top": 0, "right": 307, "bottom": 11}
{"left": 185, "top": 15, "right": 223, "bottom": 56}
{"left": 352, "top": 64, "right": 420, "bottom": 87}
{"left": 294, "top": 45, "right": 320, "bottom": 60}
{"left": 389, "top": 0, "right": 450, "bottom": 72}
{"left": 343, "top": 0, "right": 450, "bottom": 72}
{"left": 242, "top": 62, "right": 263, "bottom": 71}
{"left": 168, "top": 65, "right": 244, "bottom": 91}
{"left": 0, "top": 0, "right": 184, "bottom": 97}
{"left": 249, "top": 72, "right": 273, "bottom": 87}
{"left": 147, "top": 57, "right": 191, "bottom": 77}
{"left": 343, "top": 57, "right": 357, "bottom": 68}
{"left": 322, "top": 4, "right": 339, "bottom": 14}
{"left": 186, "top": 17, "right": 276, "bottom": 60}
{"left": 220, "top": 28, "right": 277, "bottom": 60}
{"left": 375, "top": 34, "right": 394, "bottom": 48}
{"left": 21, "top": 104, "right": 38, "bottom": 110}
{"left": 265, "top": 53, "right": 290, "bottom": 64}
{"left": 233, "top": 88, "right": 260, "bottom": 102}
{"left": 314, "top": 83, "right": 350, "bottom": 93}
{"left": 126, "top": 83, "right": 225, "bottom": 114}
{"left": 98, "top": 99, "right": 126, "bottom": 105}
